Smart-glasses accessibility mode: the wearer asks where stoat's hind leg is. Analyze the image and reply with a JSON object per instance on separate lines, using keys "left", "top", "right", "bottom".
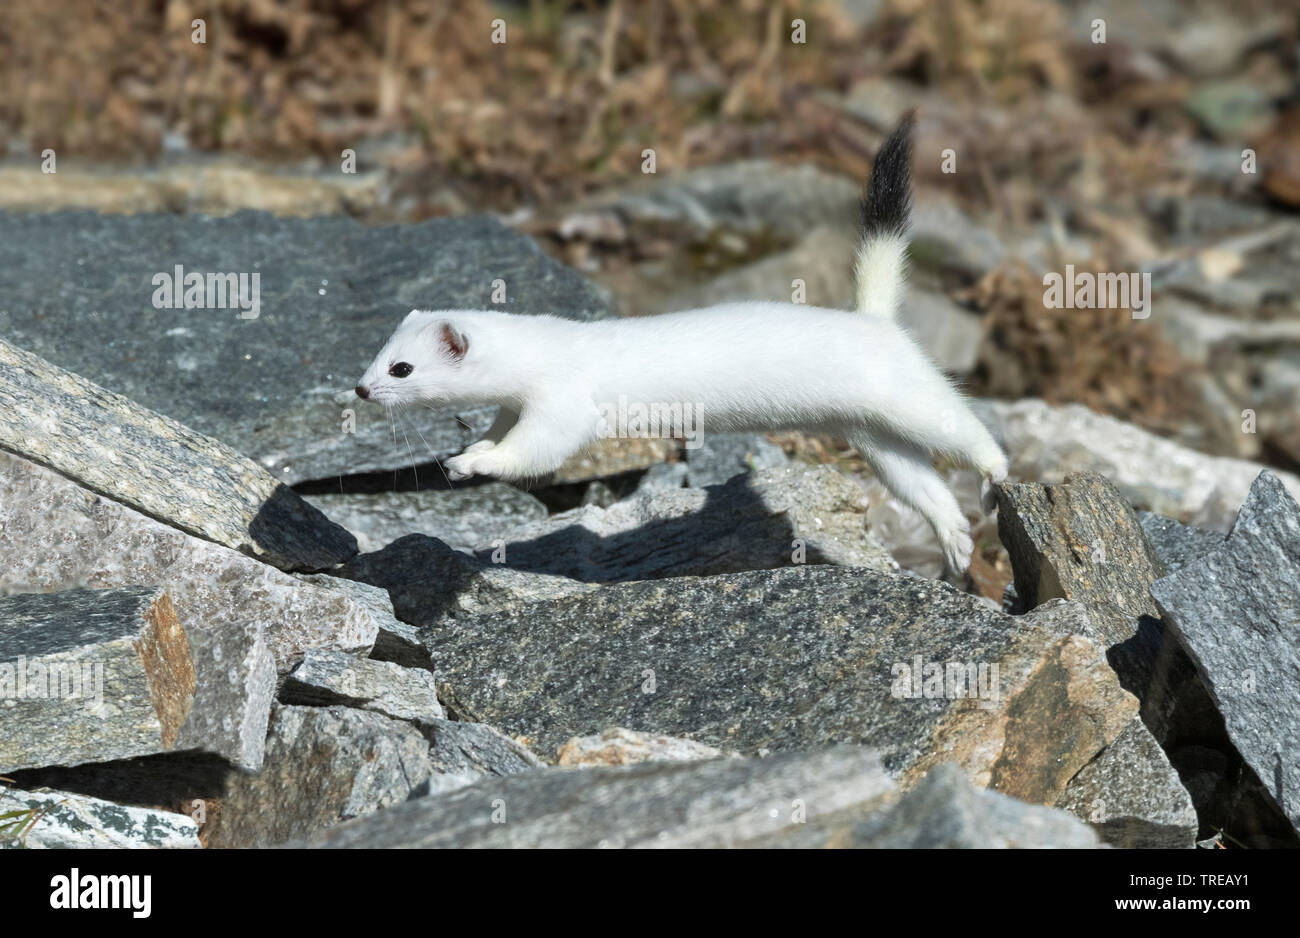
{"left": 850, "top": 430, "right": 973, "bottom": 573}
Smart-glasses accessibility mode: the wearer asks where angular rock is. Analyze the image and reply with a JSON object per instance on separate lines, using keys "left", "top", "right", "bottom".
{"left": 0, "top": 212, "right": 611, "bottom": 485}
{"left": 978, "top": 398, "right": 1300, "bottom": 530}
{"left": 0, "top": 337, "right": 355, "bottom": 570}
{"left": 685, "top": 433, "right": 789, "bottom": 488}
{"left": 1057, "top": 721, "right": 1199, "bottom": 849}
{"left": 0, "top": 587, "right": 195, "bottom": 773}
{"left": 997, "top": 474, "right": 1164, "bottom": 647}
{"left": 471, "top": 465, "right": 897, "bottom": 583}
{"left": 556, "top": 728, "right": 729, "bottom": 767}
{"left": 422, "top": 719, "right": 543, "bottom": 778}
{"left": 293, "top": 573, "right": 424, "bottom": 669}
{"left": 205, "top": 705, "right": 433, "bottom": 848}
{"left": 295, "top": 746, "right": 897, "bottom": 849}
{"left": 304, "top": 483, "right": 547, "bottom": 554}
{"left": 1151, "top": 471, "right": 1300, "bottom": 835}
{"left": 427, "top": 564, "right": 1136, "bottom": 804}
{"left": 765, "top": 763, "right": 1100, "bottom": 849}
{"left": 0, "top": 786, "right": 200, "bottom": 849}
{"left": 281, "top": 649, "right": 445, "bottom": 723}
{"left": 0, "top": 450, "right": 386, "bottom": 770}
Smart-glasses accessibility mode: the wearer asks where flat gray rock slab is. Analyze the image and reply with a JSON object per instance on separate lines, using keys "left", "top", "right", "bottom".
{"left": 1057, "top": 721, "right": 1199, "bottom": 849}
{"left": 0, "top": 211, "right": 611, "bottom": 484}
{"left": 295, "top": 745, "right": 897, "bottom": 848}
{"left": 0, "top": 337, "right": 355, "bottom": 570}
{"left": 426, "top": 564, "right": 1136, "bottom": 805}
{"left": 473, "top": 465, "right": 898, "bottom": 582}
{"left": 0, "top": 587, "right": 195, "bottom": 774}
{"left": 1151, "top": 471, "right": 1300, "bottom": 833}
{"left": 281, "top": 648, "right": 445, "bottom": 723}
{"left": 0, "top": 450, "right": 388, "bottom": 770}
{"left": 305, "top": 483, "right": 547, "bottom": 554}
{"left": 206, "top": 705, "right": 433, "bottom": 848}
{"left": 0, "top": 786, "right": 200, "bottom": 849}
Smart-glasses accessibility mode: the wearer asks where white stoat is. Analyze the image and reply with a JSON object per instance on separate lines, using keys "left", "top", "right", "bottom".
{"left": 355, "top": 113, "right": 1007, "bottom": 572}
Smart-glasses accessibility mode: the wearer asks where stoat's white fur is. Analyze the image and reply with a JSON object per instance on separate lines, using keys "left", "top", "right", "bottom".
{"left": 356, "top": 114, "right": 1007, "bottom": 572}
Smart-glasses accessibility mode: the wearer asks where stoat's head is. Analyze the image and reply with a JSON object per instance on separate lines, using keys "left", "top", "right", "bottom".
{"left": 355, "top": 310, "right": 470, "bottom": 406}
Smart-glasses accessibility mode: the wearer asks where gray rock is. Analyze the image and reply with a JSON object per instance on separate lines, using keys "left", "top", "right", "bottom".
{"left": 1057, "top": 721, "right": 1199, "bottom": 848}
{"left": 281, "top": 649, "right": 445, "bottom": 723}
{"left": 1151, "top": 471, "right": 1300, "bottom": 835}
{"left": 0, "top": 338, "right": 354, "bottom": 570}
{"left": 472, "top": 465, "right": 897, "bottom": 582}
{"left": 1137, "top": 511, "right": 1226, "bottom": 574}
{"left": 421, "top": 719, "right": 543, "bottom": 778}
{"left": 0, "top": 587, "right": 195, "bottom": 774}
{"left": 0, "top": 450, "right": 387, "bottom": 770}
{"left": 0, "top": 786, "right": 200, "bottom": 849}
{"left": 768, "top": 763, "right": 1100, "bottom": 849}
{"left": 304, "top": 483, "right": 547, "bottom": 554}
{"left": 205, "top": 705, "right": 433, "bottom": 848}
{"left": 292, "top": 573, "right": 426, "bottom": 670}
{"left": 0, "top": 212, "right": 611, "bottom": 485}
{"left": 295, "top": 746, "right": 897, "bottom": 848}
{"left": 978, "top": 398, "right": 1300, "bottom": 530}
{"left": 685, "top": 433, "right": 789, "bottom": 487}
{"left": 426, "top": 564, "right": 1136, "bottom": 805}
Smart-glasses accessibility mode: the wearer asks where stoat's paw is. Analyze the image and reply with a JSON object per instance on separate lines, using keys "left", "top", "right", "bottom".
{"left": 938, "top": 517, "right": 974, "bottom": 574}
{"left": 445, "top": 451, "right": 486, "bottom": 481}
{"left": 464, "top": 440, "right": 497, "bottom": 454}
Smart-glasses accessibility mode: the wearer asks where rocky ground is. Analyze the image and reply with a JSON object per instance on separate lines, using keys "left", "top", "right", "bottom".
{"left": 0, "top": 210, "right": 1297, "bottom": 850}
{"left": 2, "top": 0, "right": 1299, "bottom": 849}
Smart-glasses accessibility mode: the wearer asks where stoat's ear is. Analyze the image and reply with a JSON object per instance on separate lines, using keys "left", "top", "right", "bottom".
{"left": 439, "top": 322, "right": 469, "bottom": 361}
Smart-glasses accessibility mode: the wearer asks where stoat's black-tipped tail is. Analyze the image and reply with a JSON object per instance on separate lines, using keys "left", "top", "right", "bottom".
{"left": 860, "top": 110, "right": 914, "bottom": 239}
{"left": 854, "top": 112, "right": 914, "bottom": 318}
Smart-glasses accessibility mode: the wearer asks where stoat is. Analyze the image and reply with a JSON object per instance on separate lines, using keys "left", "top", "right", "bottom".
{"left": 355, "top": 113, "right": 1007, "bottom": 572}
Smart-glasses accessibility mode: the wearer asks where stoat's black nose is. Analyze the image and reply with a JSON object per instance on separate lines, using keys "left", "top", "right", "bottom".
{"left": 355, "top": 384, "right": 370, "bottom": 399}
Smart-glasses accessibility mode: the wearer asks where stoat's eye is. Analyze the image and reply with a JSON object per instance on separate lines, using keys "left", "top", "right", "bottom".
{"left": 389, "top": 362, "right": 414, "bottom": 378}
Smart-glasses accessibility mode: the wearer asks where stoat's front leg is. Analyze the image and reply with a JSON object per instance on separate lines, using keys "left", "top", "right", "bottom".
{"left": 463, "top": 406, "right": 520, "bottom": 454}
{"left": 446, "top": 397, "right": 599, "bottom": 481}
